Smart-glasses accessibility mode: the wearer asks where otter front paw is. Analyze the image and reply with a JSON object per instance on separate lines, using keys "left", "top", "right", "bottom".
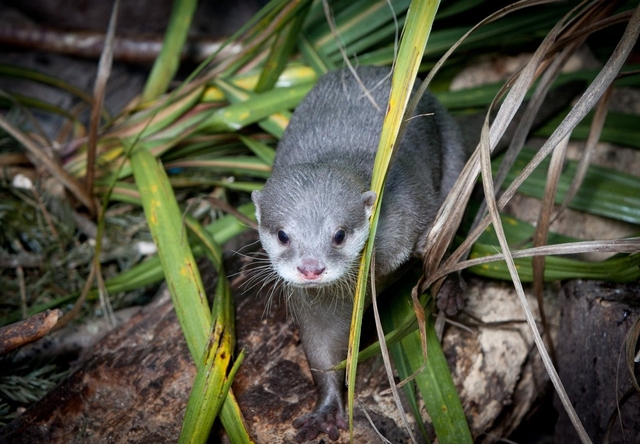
{"left": 293, "top": 405, "right": 348, "bottom": 442}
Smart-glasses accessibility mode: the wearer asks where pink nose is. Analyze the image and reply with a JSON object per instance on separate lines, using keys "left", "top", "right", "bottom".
{"left": 297, "top": 259, "right": 325, "bottom": 280}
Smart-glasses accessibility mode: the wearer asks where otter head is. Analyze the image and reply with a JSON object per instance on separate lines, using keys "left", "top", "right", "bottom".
{"left": 252, "top": 164, "right": 376, "bottom": 288}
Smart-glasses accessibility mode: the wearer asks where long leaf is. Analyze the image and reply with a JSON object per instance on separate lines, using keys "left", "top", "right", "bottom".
{"left": 197, "top": 81, "right": 313, "bottom": 133}
{"left": 179, "top": 217, "right": 241, "bottom": 443}
{"left": 0, "top": 63, "right": 97, "bottom": 109}
{"left": 255, "top": 1, "right": 312, "bottom": 92}
{"left": 347, "top": 0, "right": 441, "bottom": 438}
{"left": 141, "top": 0, "right": 198, "bottom": 101}
{"left": 131, "top": 149, "right": 252, "bottom": 442}
{"left": 383, "top": 292, "right": 472, "bottom": 444}
{"left": 220, "top": 390, "right": 255, "bottom": 444}
{"left": 130, "top": 148, "right": 211, "bottom": 362}
{"left": 499, "top": 147, "right": 640, "bottom": 224}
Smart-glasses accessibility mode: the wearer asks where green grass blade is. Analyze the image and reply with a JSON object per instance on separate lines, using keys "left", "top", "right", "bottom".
{"left": 436, "top": 0, "right": 485, "bottom": 19}
{"left": 255, "top": 1, "right": 312, "bottom": 93}
{"left": 0, "top": 93, "right": 79, "bottom": 123}
{"left": 355, "top": 5, "right": 570, "bottom": 67}
{"left": 131, "top": 151, "right": 252, "bottom": 442}
{"left": 64, "top": 87, "right": 206, "bottom": 178}
{"left": 337, "top": 16, "right": 407, "bottom": 58}
{"left": 469, "top": 243, "right": 640, "bottom": 282}
{"left": 220, "top": 390, "right": 255, "bottom": 444}
{"left": 169, "top": 178, "right": 263, "bottom": 192}
{"left": 499, "top": 147, "right": 640, "bottom": 224}
{"left": 117, "top": 87, "right": 206, "bottom": 142}
{"left": 141, "top": 0, "right": 198, "bottom": 101}
{"left": 160, "top": 134, "right": 240, "bottom": 160}
{"left": 298, "top": 34, "right": 334, "bottom": 75}
{"left": 394, "top": 351, "right": 431, "bottom": 443}
{"left": 129, "top": 148, "right": 211, "bottom": 362}
{"left": 231, "top": 63, "right": 318, "bottom": 90}
{"left": 307, "top": 0, "right": 411, "bottom": 57}
{"left": 536, "top": 110, "right": 640, "bottom": 149}
{"left": 219, "top": 1, "right": 311, "bottom": 78}
{"left": 383, "top": 294, "right": 472, "bottom": 444}
{"left": 179, "top": 317, "right": 227, "bottom": 443}
{"left": 179, "top": 218, "right": 240, "bottom": 443}
{"left": 347, "top": 0, "right": 441, "bottom": 437}
{"left": 185, "top": 216, "right": 225, "bottom": 268}
{"left": 238, "top": 135, "right": 275, "bottom": 165}
{"left": 358, "top": 280, "right": 432, "bottom": 441}
{"left": 257, "top": 110, "right": 291, "bottom": 139}
{"left": 467, "top": 213, "right": 640, "bottom": 282}
{"left": 198, "top": 81, "right": 313, "bottom": 133}
{"left": 438, "top": 69, "right": 637, "bottom": 112}
{"left": 165, "top": 156, "right": 271, "bottom": 179}
{"left": 0, "top": 63, "right": 96, "bottom": 107}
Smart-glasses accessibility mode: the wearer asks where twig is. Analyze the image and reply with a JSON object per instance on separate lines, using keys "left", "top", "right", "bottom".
{"left": 0, "top": 309, "right": 62, "bottom": 355}
{"left": 0, "top": 23, "right": 241, "bottom": 64}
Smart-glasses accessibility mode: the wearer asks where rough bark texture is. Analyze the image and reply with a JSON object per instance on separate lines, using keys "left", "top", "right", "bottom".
{"left": 554, "top": 280, "right": 640, "bottom": 444}
{"left": 0, "top": 293, "right": 194, "bottom": 444}
{"left": 0, "top": 309, "right": 62, "bottom": 355}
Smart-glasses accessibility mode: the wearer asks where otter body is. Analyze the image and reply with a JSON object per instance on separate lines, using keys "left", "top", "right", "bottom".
{"left": 252, "top": 66, "right": 466, "bottom": 442}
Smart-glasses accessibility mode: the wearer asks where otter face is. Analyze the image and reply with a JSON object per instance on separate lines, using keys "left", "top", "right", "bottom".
{"left": 252, "top": 165, "right": 375, "bottom": 288}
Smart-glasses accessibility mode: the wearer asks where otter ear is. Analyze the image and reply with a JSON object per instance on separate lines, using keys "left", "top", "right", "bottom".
{"left": 251, "top": 190, "right": 262, "bottom": 224}
{"left": 361, "top": 191, "right": 376, "bottom": 218}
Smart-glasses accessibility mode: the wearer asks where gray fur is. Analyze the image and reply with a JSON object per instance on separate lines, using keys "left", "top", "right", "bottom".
{"left": 251, "top": 66, "right": 466, "bottom": 442}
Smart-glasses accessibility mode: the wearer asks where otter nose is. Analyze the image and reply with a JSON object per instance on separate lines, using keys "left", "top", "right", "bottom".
{"left": 297, "top": 259, "right": 325, "bottom": 280}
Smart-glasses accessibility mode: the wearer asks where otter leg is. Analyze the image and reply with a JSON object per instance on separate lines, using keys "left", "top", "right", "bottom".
{"left": 291, "top": 294, "right": 351, "bottom": 442}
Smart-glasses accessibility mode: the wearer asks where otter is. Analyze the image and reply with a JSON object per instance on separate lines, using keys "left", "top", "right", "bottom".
{"left": 251, "top": 66, "right": 466, "bottom": 442}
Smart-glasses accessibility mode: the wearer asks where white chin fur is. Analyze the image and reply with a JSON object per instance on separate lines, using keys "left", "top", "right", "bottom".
{"left": 276, "top": 265, "right": 343, "bottom": 287}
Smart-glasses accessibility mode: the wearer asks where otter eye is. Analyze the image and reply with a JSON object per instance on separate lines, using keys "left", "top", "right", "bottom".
{"left": 333, "top": 229, "right": 346, "bottom": 246}
{"left": 277, "top": 230, "right": 289, "bottom": 245}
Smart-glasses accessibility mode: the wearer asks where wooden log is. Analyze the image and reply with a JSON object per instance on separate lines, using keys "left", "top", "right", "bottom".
{"left": 554, "top": 280, "right": 640, "bottom": 443}
{"left": 0, "top": 290, "right": 194, "bottom": 443}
